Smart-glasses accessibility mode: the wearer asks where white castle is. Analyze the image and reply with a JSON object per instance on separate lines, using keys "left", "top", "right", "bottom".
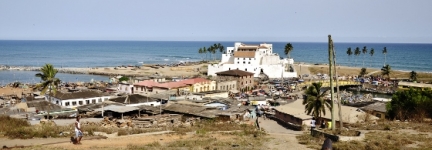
{"left": 207, "top": 42, "right": 297, "bottom": 79}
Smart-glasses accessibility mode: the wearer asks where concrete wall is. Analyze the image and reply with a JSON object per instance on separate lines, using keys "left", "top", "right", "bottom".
{"left": 208, "top": 63, "right": 297, "bottom": 78}
{"left": 118, "top": 84, "right": 133, "bottom": 94}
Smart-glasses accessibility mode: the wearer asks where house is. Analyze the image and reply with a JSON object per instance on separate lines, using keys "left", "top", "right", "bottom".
{"left": 361, "top": 102, "right": 387, "bottom": 119}
{"left": 208, "top": 42, "right": 297, "bottom": 78}
{"left": 136, "top": 78, "right": 216, "bottom": 95}
{"left": 46, "top": 90, "right": 111, "bottom": 109}
{"left": 216, "top": 80, "right": 237, "bottom": 91}
{"left": 215, "top": 69, "right": 255, "bottom": 91}
{"left": 117, "top": 81, "right": 134, "bottom": 94}
{"left": 274, "top": 99, "right": 376, "bottom": 130}
{"left": 133, "top": 75, "right": 166, "bottom": 83}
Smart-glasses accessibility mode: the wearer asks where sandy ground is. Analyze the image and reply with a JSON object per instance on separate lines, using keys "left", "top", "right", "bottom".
{"left": 0, "top": 118, "right": 311, "bottom": 150}
{"left": 0, "top": 87, "right": 33, "bottom": 98}
{"left": 88, "top": 64, "right": 207, "bottom": 77}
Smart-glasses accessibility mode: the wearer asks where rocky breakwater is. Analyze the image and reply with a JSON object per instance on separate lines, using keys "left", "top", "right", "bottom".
{"left": 0, "top": 65, "right": 90, "bottom": 75}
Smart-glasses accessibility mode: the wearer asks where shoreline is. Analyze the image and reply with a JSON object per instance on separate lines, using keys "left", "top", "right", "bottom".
{"left": 2, "top": 61, "right": 432, "bottom": 82}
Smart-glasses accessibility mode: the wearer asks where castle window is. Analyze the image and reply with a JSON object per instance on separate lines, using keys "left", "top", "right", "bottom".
{"left": 248, "top": 62, "right": 251, "bottom": 64}
{"left": 243, "top": 61, "right": 245, "bottom": 64}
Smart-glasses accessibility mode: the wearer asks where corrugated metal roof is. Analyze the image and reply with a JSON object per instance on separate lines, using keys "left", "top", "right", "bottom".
{"left": 94, "top": 105, "right": 139, "bottom": 113}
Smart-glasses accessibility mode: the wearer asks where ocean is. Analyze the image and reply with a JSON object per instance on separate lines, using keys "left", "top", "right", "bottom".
{"left": 0, "top": 40, "right": 431, "bottom": 84}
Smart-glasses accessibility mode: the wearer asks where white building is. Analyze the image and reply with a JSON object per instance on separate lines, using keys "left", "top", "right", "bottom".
{"left": 46, "top": 90, "right": 112, "bottom": 109}
{"left": 208, "top": 42, "right": 297, "bottom": 78}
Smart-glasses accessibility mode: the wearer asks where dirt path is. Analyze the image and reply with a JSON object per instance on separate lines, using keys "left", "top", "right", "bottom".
{"left": 259, "top": 119, "right": 312, "bottom": 150}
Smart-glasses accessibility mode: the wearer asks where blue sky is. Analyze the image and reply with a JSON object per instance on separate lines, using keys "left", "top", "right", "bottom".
{"left": 1, "top": 0, "right": 431, "bottom": 43}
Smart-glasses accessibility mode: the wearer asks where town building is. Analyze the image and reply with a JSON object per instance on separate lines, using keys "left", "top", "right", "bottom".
{"left": 207, "top": 42, "right": 297, "bottom": 78}
{"left": 215, "top": 69, "right": 254, "bottom": 91}
{"left": 46, "top": 90, "right": 112, "bottom": 109}
{"left": 133, "top": 78, "right": 216, "bottom": 95}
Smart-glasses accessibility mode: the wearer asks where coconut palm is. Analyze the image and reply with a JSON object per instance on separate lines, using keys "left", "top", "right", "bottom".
{"left": 284, "top": 43, "right": 294, "bottom": 58}
{"left": 198, "top": 48, "right": 203, "bottom": 61}
{"left": 359, "top": 68, "right": 367, "bottom": 77}
{"left": 409, "top": 71, "right": 417, "bottom": 82}
{"left": 34, "top": 64, "right": 61, "bottom": 120}
{"left": 354, "top": 47, "right": 361, "bottom": 67}
{"left": 203, "top": 46, "right": 207, "bottom": 61}
{"left": 346, "top": 47, "right": 353, "bottom": 66}
{"left": 362, "top": 46, "right": 368, "bottom": 67}
{"left": 211, "top": 45, "right": 217, "bottom": 61}
{"left": 382, "top": 47, "right": 388, "bottom": 66}
{"left": 303, "top": 82, "right": 331, "bottom": 119}
{"left": 369, "top": 48, "right": 375, "bottom": 67}
{"left": 381, "top": 64, "right": 391, "bottom": 80}
{"left": 218, "top": 43, "right": 224, "bottom": 59}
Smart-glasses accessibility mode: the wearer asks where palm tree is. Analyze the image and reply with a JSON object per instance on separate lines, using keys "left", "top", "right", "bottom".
{"left": 409, "top": 71, "right": 417, "bottom": 82}
{"left": 382, "top": 47, "right": 388, "bottom": 66}
{"left": 211, "top": 45, "right": 217, "bottom": 61}
{"left": 359, "top": 68, "right": 367, "bottom": 77}
{"left": 218, "top": 43, "right": 224, "bottom": 59}
{"left": 284, "top": 43, "right": 294, "bottom": 58}
{"left": 354, "top": 47, "right": 361, "bottom": 67}
{"left": 346, "top": 47, "right": 353, "bottom": 66}
{"left": 34, "top": 64, "right": 61, "bottom": 120}
{"left": 381, "top": 64, "right": 391, "bottom": 80}
{"left": 362, "top": 46, "right": 368, "bottom": 67}
{"left": 203, "top": 46, "right": 207, "bottom": 61}
{"left": 369, "top": 48, "right": 375, "bottom": 67}
{"left": 198, "top": 48, "right": 203, "bottom": 61}
{"left": 303, "top": 82, "right": 331, "bottom": 119}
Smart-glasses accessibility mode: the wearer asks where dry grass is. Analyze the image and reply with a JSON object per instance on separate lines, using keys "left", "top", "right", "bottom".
{"left": 296, "top": 120, "right": 432, "bottom": 150}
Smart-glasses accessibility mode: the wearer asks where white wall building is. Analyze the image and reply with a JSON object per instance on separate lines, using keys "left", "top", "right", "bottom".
{"left": 46, "top": 91, "right": 112, "bottom": 109}
{"left": 208, "top": 42, "right": 297, "bottom": 78}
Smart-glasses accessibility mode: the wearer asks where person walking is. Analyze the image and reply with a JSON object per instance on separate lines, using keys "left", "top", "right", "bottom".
{"left": 311, "top": 117, "right": 316, "bottom": 130}
{"left": 74, "top": 116, "right": 83, "bottom": 144}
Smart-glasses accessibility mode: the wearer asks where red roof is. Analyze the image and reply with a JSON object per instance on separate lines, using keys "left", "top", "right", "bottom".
{"left": 178, "top": 78, "right": 209, "bottom": 85}
{"left": 134, "top": 80, "right": 159, "bottom": 87}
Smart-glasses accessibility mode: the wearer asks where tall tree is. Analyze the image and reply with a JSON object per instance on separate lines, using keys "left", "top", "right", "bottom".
{"left": 359, "top": 68, "right": 367, "bottom": 77}
{"left": 34, "top": 64, "right": 61, "bottom": 120}
{"left": 410, "top": 71, "right": 417, "bottom": 82}
{"left": 218, "top": 43, "right": 225, "bottom": 54}
{"left": 369, "top": 48, "right": 375, "bottom": 67}
{"left": 362, "top": 46, "right": 368, "bottom": 67}
{"left": 284, "top": 43, "right": 294, "bottom": 58}
{"left": 381, "top": 64, "right": 391, "bottom": 80}
{"left": 211, "top": 45, "right": 217, "bottom": 61}
{"left": 198, "top": 48, "right": 203, "bottom": 61}
{"left": 346, "top": 47, "right": 353, "bottom": 66}
{"left": 354, "top": 47, "right": 361, "bottom": 67}
{"left": 203, "top": 46, "right": 207, "bottom": 61}
{"left": 303, "top": 82, "right": 331, "bottom": 119}
{"left": 382, "top": 47, "right": 388, "bottom": 66}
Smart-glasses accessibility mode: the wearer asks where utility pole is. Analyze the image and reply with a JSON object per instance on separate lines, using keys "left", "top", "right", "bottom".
{"left": 328, "top": 35, "right": 336, "bottom": 131}
{"left": 332, "top": 40, "right": 343, "bottom": 129}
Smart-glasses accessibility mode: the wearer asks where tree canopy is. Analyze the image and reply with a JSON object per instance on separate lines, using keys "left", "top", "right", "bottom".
{"left": 387, "top": 88, "right": 432, "bottom": 122}
{"left": 303, "top": 82, "right": 331, "bottom": 119}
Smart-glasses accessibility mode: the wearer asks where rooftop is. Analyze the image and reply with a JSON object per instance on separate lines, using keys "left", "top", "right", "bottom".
{"left": 233, "top": 51, "right": 255, "bottom": 58}
{"left": 216, "top": 69, "right": 254, "bottom": 77}
{"left": 398, "top": 81, "right": 432, "bottom": 88}
{"left": 50, "top": 90, "right": 109, "bottom": 100}
{"left": 275, "top": 99, "right": 372, "bottom": 123}
{"left": 109, "top": 94, "right": 157, "bottom": 104}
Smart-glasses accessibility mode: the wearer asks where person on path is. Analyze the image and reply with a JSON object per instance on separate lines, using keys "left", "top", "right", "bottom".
{"left": 311, "top": 117, "right": 316, "bottom": 130}
{"left": 74, "top": 116, "right": 83, "bottom": 144}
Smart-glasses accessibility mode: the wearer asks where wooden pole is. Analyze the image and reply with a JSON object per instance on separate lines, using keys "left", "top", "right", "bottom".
{"left": 328, "top": 35, "right": 336, "bottom": 131}
{"left": 332, "top": 41, "right": 343, "bottom": 129}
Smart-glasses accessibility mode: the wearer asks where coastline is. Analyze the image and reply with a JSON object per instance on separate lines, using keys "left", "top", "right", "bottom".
{"left": 2, "top": 61, "right": 432, "bottom": 83}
